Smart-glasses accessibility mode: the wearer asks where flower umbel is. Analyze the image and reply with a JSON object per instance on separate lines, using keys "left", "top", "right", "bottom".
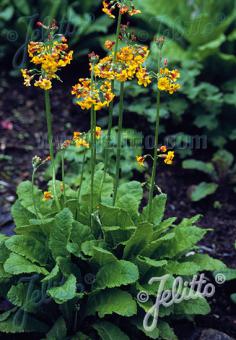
{"left": 21, "top": 21, "right": 73, "bottom": 90}
{"left": 158, "top": 68, "right": 181, "bottom": 95}
{"left": 71, "top": 79, "right": 115, "bottom": 111}
{"left": 102, "top": 0, "right": 141, "bottom": 19}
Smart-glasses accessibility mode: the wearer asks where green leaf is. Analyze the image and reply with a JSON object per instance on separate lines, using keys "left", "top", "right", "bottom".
{"left": 231, "top": 293, "right": 236, "bottom": 304}
{"left": 158, "top": 320, "right": 177, "bottom": 340}
{"left": 7, "top": 283, "right": 37, "bottom": 312}
{"left": 115, "top": 181, "right": 143, "bottom": 218}
{"left": 71, "top": 221, "right": 93, "bottom": 247}
{"left": 190, "top": 182, "right": 218, "bottom": 201}
{"left": 0, "top": 314, "right": 48, "bottom": 333}
{"left": 87, "top": 288, "right": 137, "bottom": 317}
{"left": 215, "top": 268, "right": 236, "bottom": 281}
{"left": 0, "top": 235, "right": 9, "bottom": 263}
{"left": 11, "top": 200, "right": 35, "bottom": 228}
{"left": 45, "top": 317, "right": 67, "bottom": 340}
{"left": 49, "top": 208, "right": 73, "bottom": 260}
{"left": 81, "top": 240, "right": 106, "bottom": 257}
{"left": 94, "top": 260, "right": 139, "bottom": 290}
{"left": 174, "top": 296, "right": 210, "bottom": 315}
{"left": 47, "top": 274, "right": 77, "bottom": 304}
{"left": 93, "top": 321, "right": 129, "bottom": 340}
{"left": 142, "top": 194, "right": 167, "bottom": 225}
{"left": 41, "top": 264, "right": 60, "bottom": 283}
{"left": 5, "top": 235, "right": 48, "bottom": 266}
{"left": 153, "top": 217, "right": 176, "bottom": 238}
{"left": 144, "top": 226, "right": 207, "bottom": 258}
{"left": 92, "top": 247, "right": 117, "bottom": 266}
{"left": 182, "top": 159, "right": 216, "bottom": 177}
{"left": 12, "top": 0, "right": 30, "bottom": 15}
{"left": 135, "top": 319, "right": 160, "bottom": 339}
{"left": 4, "top": 253, "right": 48, "bottom": 275}
{"left": 99, "top": 204, "right": 134, "bottom": 227}
{"left": 136, "top": 256, "right": 167, "bottom": 276}
{"left": 0, "top": 6, "right": 14, "bottom": 21}
{"left": 102, "top": 226, "right": 136, "bottom": 249}
{"left": 123, "top": 223, "right": 153, "bottom": 259}
{"left": 166, "top": 261, "right": 201, "bottom": 275}
{"left": 187, "top": 254, "right": 226, "bottom": 271}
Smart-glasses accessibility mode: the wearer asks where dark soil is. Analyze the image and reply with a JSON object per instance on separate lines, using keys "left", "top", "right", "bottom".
{"left": 0, "top": 77, "right": 236, "bottom": 339}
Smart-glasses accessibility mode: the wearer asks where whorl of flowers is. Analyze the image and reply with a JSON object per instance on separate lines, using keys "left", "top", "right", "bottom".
{"left": 21, "top": 21, "right": 73, "bottom": 90}
{"left": 157, "top": 68, "right": 181, "bottom": 95}
{"left": 94, "top": 45, "right": 151, "bottom": 86}
{"left": 71, "top": 79, "right": 115, "bottom": 111}
{"left": 102, "top": 0, "right": 141, "bottom": 19}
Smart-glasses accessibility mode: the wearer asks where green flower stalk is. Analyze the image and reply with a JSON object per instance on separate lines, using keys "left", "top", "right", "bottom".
{"left": 103, "top": 11, "right": 122, "bottom": 178}
{"left": 113, "top": 81, "right": 125, "bottom": 205}
{"left": 61, "top": 150, "right": 66, "bottom": 206}
{"left": 44, "top": 90, "right": 61, "bottom": 211}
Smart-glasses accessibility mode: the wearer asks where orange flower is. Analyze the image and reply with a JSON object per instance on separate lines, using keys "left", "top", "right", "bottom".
{"left": 160, "top": 145, "right": 167, "bottom": 153}
{"left": 96, "top": 126, "right": 102, "bottom": 139}
{"left": 43, "top": 191, "right": 53, "bottom": 201}
{"left": 136, "top": 155, "right": 145, "bottom": 166}
{"left": 104, "top": 40, "right": 115, "bottom": 50}
{"left": 73, "top": 131, "right": 81, "bottom": 139}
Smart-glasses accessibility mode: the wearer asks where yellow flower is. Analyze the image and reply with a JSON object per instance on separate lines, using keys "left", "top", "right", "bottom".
{"left": 129, "top": 9, "right": 141, "bottom": 16}
{"left": 72, "top": 78, "right": 115, "bottom": 111}
{"left": 158, "top": 68, "right": 181, "bottom": 94}
{"left": 95, "top": 126, "right": 102, "bottom": 139}
{"left": 170, "top": 69, "right": 180, "bottom": 82}
{"left": 21, "top": 69, "right": 33, "bottom": 87}
{"left": 164, "top": 151, "right": 175, "bottom": 165}
{"left": 34, "top": 78, "right": 52, "bottom": 90}
{"left": 43, "top": 191, "right": 53, "bottom": 201}
{"left": 22, "top": 27, "right": 73, "bottom": 90}
{"left": 73, "top": 131, "right": 81, "bottom": 140}
{"left": 168, "top": 83, "right": 181, "bottom": 95}
{"left": 136, "top": 67, "right": 152, "bottom": 87}
{"left": 136, "top": 155, "right": 145, "bottom": 166}
{"left": 102, "top": 1, "right": 115, "bottom": 18}
{"left": 75, "top": 138, "right": 90, "bottom": 148}
{"left": 158, "top": 77, "right": 170, "bottom": 91}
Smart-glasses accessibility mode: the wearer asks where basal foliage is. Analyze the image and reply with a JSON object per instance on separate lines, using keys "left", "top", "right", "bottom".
{"left": 0, "top": 168, "right": 225, "bottom": 338}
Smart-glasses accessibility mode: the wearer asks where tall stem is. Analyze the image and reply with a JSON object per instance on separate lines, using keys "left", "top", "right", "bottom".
{"left": 61, "top": 150, "right": 66, "bottom": 206}
{"left": 31, "top": 169, "right": 39, "bottom": 219}
{"left": 76, "top": 151, "right": 86, "bottom": 218}
{"left": 90, "top": 106, "right": 95, "bottom": 221}
{"left": 147, "top": 53, "right": 162, "bottom": 220}
{"left": 44, "top": 90, "right": 61, "bottom": 211}
{"left": 113, "top": 81, "right": 125, "bottom": 205}
{"left": 103, "top": 11, "right": 122, "bottom": 176}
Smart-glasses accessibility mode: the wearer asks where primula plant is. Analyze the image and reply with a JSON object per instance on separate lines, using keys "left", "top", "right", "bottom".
{"left": 0, "top": 2, "right": 227, "bottom": 339}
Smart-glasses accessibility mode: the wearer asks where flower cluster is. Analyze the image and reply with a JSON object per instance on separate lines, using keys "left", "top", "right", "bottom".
{"left": 136, "top": 146, "right": 175, "bottom": 167}
{"left": 32, "top": 155, "right": 50, "bottom": 169}
{"left": 94, "top": 45, "right": 151, "bottom": 85}
{"left": 21, "top": 21, "right": 73, "bottom": 90}
{"left": 158, "top": 68, "right": 181, "bottom": 94}
{"left": 61, "top": 132, "right": 91, "bottom": 150}
{"left": 71, "top": 78, "right": 115, "bottom": 111}
{"left": 102, "top": 0, "right": 141, "bottom": 19}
